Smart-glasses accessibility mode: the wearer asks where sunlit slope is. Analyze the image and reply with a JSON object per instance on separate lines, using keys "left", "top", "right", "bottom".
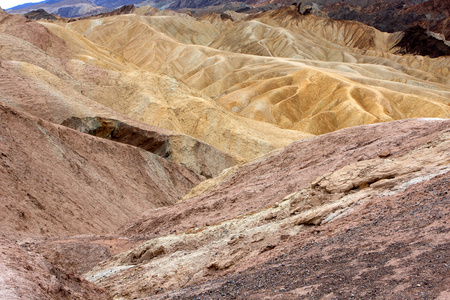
{"left": 216, "top": 68, "right": 450, "bottom": 134}
{"left": 63, "top": 8, "right": 449, "bottom": 137}
{"left": 30, "top": 21, "right": 311, "bottom": 161}
{"left": 0, "top": 11, "right": 310, "bottom": 162}
{"left": 69, "top": 67, "right": 311, "bottom": 161}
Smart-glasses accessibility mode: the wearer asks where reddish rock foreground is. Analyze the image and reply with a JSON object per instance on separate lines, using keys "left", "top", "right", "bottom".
{"left": 1, "top": 113, "right": 448, "bottom": 299}
{"left": 152, "top": 172, "right": 450, "bottom": 299}
{"left": 120, "top": 118, "right": 450, "bottom": 240}
{"left": 0, "top": 237, "right": 111, "bottom": 299}
{"left": 80, "top": 118, "right": 449, "bottom": 299}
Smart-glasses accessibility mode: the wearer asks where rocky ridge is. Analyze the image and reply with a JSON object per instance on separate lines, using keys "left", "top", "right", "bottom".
{"left": 151, "top": 171, "right": 450, "bottom": 299}
{"left": 63, "top": 5, "right": 449, "bottom": 141}
{"left": 0, "top": 237, "right": 110, "bottom": 299}
{"left": 62, "top": 116, "right": 238, "bottom": 178}
{"left": 324, "top": 0, "right": 450, "bottom": 42}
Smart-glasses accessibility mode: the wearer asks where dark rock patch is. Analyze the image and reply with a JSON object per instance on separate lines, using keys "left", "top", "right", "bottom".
{"left": 24, "top": 9, "right": 58, "bottom": 20}
{"left": 62, "top": 116, "right": 171, "bottom": 158}
{"left": 393, "top": 25, "right": 450, "bottom": 58}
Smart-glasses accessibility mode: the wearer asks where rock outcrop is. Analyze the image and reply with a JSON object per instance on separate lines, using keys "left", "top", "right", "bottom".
{"left": 324, "top": 0, "right": 450, "bottom": 43}
{"left": 0, "top": 5, "right": 449, "bottom": 299}
{"left": 150, "top": 171, "right": 450, "bottom": 299}
{"left": 394, "top": 25, "right": 450, "bottom": 58}
{"left": 120, "top": 118, "right": 450, "bottom": 239}
{"left": 7, "top": 0, "right": 106, "bottom": 18}
{"left": 24, "top": 9, "right": 58, "bottom": 20}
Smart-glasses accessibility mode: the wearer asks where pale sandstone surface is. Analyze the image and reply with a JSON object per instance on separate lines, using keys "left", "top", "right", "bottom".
{"left": 0, "top": 14, "right": 242, "bottom": 173}
{"left": 0, "top": 6, "right": 449, "bottom": 299}
{"left": 61, "top": 6, "right": 450, "bottom": 140}
{"left": 1, "top": 7, "right": 448, "bottom": 162}
{"left": 0, "top": 237, "right": 110, "bottom": 299}
{"left": 0, "top": 12, "right": 311, "bottom": 162}
{"left": 149, "top": 171, "right": 450, "bottom": 299}
{"left": 0, "top": 59, "right": 238, "bottom": 175}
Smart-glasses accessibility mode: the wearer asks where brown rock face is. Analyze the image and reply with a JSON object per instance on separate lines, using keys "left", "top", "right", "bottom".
{"left": 0, "top": 103, "right": 203, "bottom": 239}
{"left": 0, "top": 11, "right": 69, "bottom": 58}
{"left": 150, "top": 172, "right": 450, "bottom": 299}
{"left": 24, "top": 9, "right": 58, "bottom": 21}
{"left": 0, "top": 6, "right": 449, "bottom": 299}
{"left": 394, "top": 25, "right": 450, "bottom": 58}
{"left": 325, "top": 0, "right": 450, "bottom": 43}
{"left": 95, "top": 4, "right": 135, "bottom": 18}
{"left": 62, "top": 116, "right": 171, "bottom": 156}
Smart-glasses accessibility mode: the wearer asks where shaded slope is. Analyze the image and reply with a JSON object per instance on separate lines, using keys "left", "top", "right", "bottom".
{"left": 24, "top": 9, "right": 59, "bottom": 20}
{"left": 0, "top": 12, "right": 276, "bottom": 167}
{"left": 241, "top": 5, "right": 399, "bottom": 53}
{"left": 0, "top": 7, "right": 448, "bottom": 299}
{"left": 324, "top": 0, "right": 450, "bottom": 41}
{"left": 0, "top": 9, "right": 70, "bottom": 59}
{"left": 7, "top": 0, "right": 105, "bottom": 18}
{"left": 394, "top": 25, "right": 450, "bottom": 58}
{"left": 0, "top": 11, "right": 311, "bottom": 162}
{"left": 62, "top": 116, "right": 238, "bottom": 178}
{"left": 0, "top": 103, "right": 203, "bottom": 239}
{"left": 119, "top": 118, "right": 450, "bottom": 240}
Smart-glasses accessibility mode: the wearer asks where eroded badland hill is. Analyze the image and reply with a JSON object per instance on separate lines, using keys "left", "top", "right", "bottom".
{"left": 0, "top": 3, "right": 449, "bottom": 299}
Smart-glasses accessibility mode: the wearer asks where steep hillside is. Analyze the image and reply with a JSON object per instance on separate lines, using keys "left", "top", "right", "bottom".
{"left": 0, "top": 21, "right": 236, "bottom": 176}
{"left": 0, "top": 10, "right": 309, "bottom": 162}
{"left": 324, "top": 0, "right": 450, "bottom": 41}
{"left": 6, "top": 0, "right": 106, "bottom": 17}
{"left": 0, "top": 102, "right": 204, "bottom": 238}
{"left": 150, "top": 171, "right": 450, "bottom": 299}
{"left": 120, "top": 119, "right": 450, "bottom": 239}
{"left": 0, "top": 237, "right": 109, "bottom": 299}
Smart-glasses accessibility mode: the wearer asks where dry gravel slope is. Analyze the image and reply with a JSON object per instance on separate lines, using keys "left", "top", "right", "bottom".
{"left": 0, "top": 236, "right": 111, "bottom": 299}
{"left": 150, "top": 171, "right": 450, "bottom": 299}
{"left": 83, "top": 118, "right": 450, "bottom": 299}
